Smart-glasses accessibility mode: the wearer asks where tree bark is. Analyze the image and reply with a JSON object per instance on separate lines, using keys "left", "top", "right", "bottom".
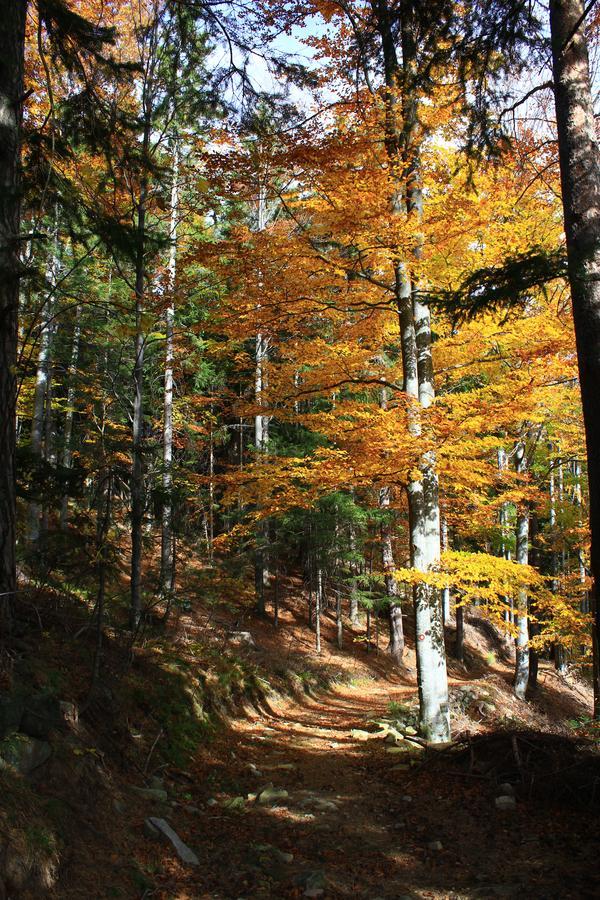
{"left": 131, "top": 171, "right": 148, "bottom": 630}
{"left": 336, "top": 586, "right": 343, "bottom": 650}
{"left": 550, "top": 0, "right": 600, "bottom": 716}
{"left": 528, "top": 511, "right": 540, "bottom": 690}
{"left": 379, "top": 388, "right": 404, "bottom": 662}
{"left": 129, "top": 37, "right": 157, "bottom": 628}
{"left": 0, "top": 1, "right": 26, "bottom": 614}
{"left": 161, "top": 132, "right": 179, "bottom": 604}
{"left": 573, "top": 458, "right": 589, "bottom": 613}
{"left": 498, "top": 447, "right": 513, "bottom": 636}
{"left": 60, "top": 306, "right": 81, "bottom": 529}
{"left": 514, "top": 440, "right": 530, "bottom": 700}
{"left": 315, "top": 566, "right": 322, "bottom": 653}
{"left": 208, "top": 410, "right": 214, "bottom": 563}
{"left": 29, "top": 219, "right": 60, "bottom": 543}
{"left": 380, "top": 0, "right": 449, "bottom": 742}
{"left": 28, "top": 294, "right": 54, "bottom": 542}
{"left": 455, "top": 602, "right": 464, "bottom": 663}
{"left": 549, "top": 454, "right": 568, "bottom": 674}
{"left": 90, "top": 468, "right": 112, "bottom": 694}
{"left": 273, "top": 562, "right": 279, "bottom": 628}
{"left": 254, "top": 176, "right": 270, "bottom": 613}
{"left": 254, "top": 329, "right": 270, "bottom": 615}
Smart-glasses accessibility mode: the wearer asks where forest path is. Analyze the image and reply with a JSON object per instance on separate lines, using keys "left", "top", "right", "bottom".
{"left": 160, "top": 677, "right": 591, "bottom": 900}
{"left": 188, "top": 678, "right": 420, "bottom": 898}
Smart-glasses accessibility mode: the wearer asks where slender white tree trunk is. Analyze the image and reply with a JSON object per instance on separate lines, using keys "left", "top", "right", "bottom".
{"left": 573, "top": 458, "right": 588, "bottom": 608}
{"left": 348, "top": 492, "right": 360, "bottom": 625}
{"left": 395, "top": 3, "right": 449, "bottom": 741}
{"left": 409, "top": 464, "right": 449, "bottom": 738}
{"left": 161, "top": 132, "right": 179, "bottom": 602}
{"left": 254, "top": 181, "right": 270, "bottom": 612}
{"left": 28, "top": 222, "right": 60, "bottom": 542}
{"left": 208, "top": 410, "right": 214, "bottom": 564}
{"left": 406, "top": 249, "right": 449, "bottom": 741}
{"left": 396, "top": 283, "right": 449, "bottom": 738}
{"left": 315, "top": 566, "right": 322, "bottom": 653}
{"left": 254, "top": 331, "right": 270, "bottom": 613}
{"left": 379, "top": 384, "right": 403, "bottom": 660}
{"left": 131, "top": 174, "right": 147, "bottom": 629}
{"left": 374, "top": 0, "right": 450, "bottom": 740}
{"left": 131, "top": 327, "right": 145, "bottom": 626}
{"left": 60, "top": 305, "right": 81, "bottom": 529}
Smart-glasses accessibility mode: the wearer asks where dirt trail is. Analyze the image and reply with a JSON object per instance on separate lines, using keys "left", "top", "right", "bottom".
{"left": 153, "top": 679, "right": 600, "bottom": 899}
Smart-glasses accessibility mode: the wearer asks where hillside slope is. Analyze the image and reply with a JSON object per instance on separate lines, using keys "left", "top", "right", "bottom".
{"left": 0, "top": 576, "right": 597, "bottom": 898}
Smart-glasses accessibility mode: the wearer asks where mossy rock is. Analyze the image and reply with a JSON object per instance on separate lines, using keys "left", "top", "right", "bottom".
{"left": 0, "top": 771, "right": 60, "bottom": 894}
{"left": 0, "top": 733, "right": 52, "bottom": 776}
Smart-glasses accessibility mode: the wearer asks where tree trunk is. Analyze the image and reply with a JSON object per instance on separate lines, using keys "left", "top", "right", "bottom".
{"left": 379, "top": 384, "right": 404, "bottom": 662}
{"left": 315, "top": 566, "right": 322, "bottom": 653}
{"left": 348, "top": 502, "right": 360, "bottom": 626}
{"left": 208, "top": 408, "right": 214, "bottom": 564}
{"left": 528, "top": 512, "right": 540, "bottom": 690}
{"left": 28, "top": 223, "right": 59, "bottom": 543}
{"left": 388, "top": 601, "right": 404, "bottom": 661}
{"left": 161, "top": 133, "right": 179, "bottom": 604}
{"left": 273, "top": 563, "right": 279, "bottom": 628}
{"left": 514, "top": 440, "right": 530, "bottom": 700}
{"left": 0, "top": 1, "right": 26, "bottom": 612}
{"left": 131, "top": 174, "right": 147, "bottom": 630}
{"left": 254, "top": 329, "right": 270, "bottom": 615}
{"left": 375, "top": 0, "right": 449, "bottom": 742}
{"left": 28, "top": 311, "right": 51, "bottom": 542}
{"left": 573, "top": 458, "right": 589, "bottom": 613}
{"left": 253, "top": 178, "right": 271, "bottom": 613}
{"left": 90, "top": 468, "right": 112, "bottom": 694}
{"left": 336, "top": 586, "right": 343, "bottom": 650}
{"left": 498, "top": 447, "right": 513, "bottom": 636}
{"left": 60, "top": 306, "right": 81, "bottom": 529}
{"left": 455, "top": 603, "right": 464, "bottom": 662}
{"left": 550, "top": 0, "right": 600, "bottom": 717}
{"left": 549, "top": 455, "right": 568, "bottom": 673}
{"left": 380, "top": 485, "right": 403, "bottom": 663}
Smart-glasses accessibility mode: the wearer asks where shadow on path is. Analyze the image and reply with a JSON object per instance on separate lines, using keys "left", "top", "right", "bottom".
{"left": 156, "top": 681, "right": 600, "bottom": 899}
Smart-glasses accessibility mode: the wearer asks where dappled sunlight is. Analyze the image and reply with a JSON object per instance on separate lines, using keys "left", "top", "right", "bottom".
{"left": 2, "top": 0, "right": 599, "bottom": 896}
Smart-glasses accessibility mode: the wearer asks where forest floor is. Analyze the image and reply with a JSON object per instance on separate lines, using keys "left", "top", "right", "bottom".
{"left": 148, "top": 678, "right": 600, "bottom": 899}
{"left": 3, "top": 575, "right": 600, "bottom": 898}
{"left": 130, "top": 599, "right": 600, "bottom": 900}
